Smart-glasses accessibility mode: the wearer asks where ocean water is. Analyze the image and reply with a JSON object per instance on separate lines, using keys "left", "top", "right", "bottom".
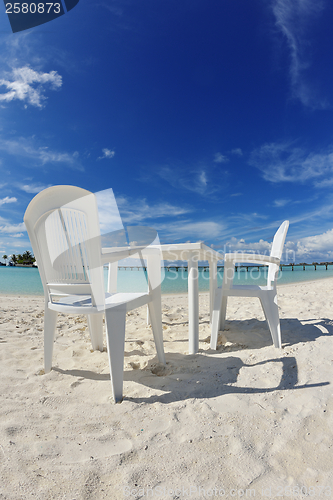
{"left": 1, "top": 264, "right": 333, "bottom": 296}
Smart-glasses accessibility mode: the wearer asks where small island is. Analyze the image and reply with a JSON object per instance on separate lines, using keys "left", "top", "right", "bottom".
{"left": 2, "top": 251, "right": 37, "bottom": 267}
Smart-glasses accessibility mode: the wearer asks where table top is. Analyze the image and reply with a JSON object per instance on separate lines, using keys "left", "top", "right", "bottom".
{"left": 160, "top": 242, "right": 222, "bottom": 262}
{"left": 101, "top": 242, "right": 223, "bottom": 264}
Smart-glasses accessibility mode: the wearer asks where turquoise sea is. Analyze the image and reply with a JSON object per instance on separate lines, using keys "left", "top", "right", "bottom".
{"left": 1, "top": 264, "right": 333, "bottom": 296}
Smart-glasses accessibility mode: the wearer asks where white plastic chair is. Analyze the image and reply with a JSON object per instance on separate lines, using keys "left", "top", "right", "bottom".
{"left": 210, "top": 221, "right": 289, "bottom": 350}
{"left": 24, "top": 185, "right": 165, "bottom": 403}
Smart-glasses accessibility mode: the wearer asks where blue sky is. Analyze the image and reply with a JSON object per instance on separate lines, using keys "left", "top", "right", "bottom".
{"left": 1, "top": 0, "right": 333, "bottom": 263}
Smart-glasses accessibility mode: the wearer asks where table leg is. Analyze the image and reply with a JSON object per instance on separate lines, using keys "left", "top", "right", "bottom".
{"left": 188, "top": 252, "right": 199, "bottom": 354}
{"left": 208, "top": 259, "right": 217, "bottom": 324}
{"left": 108, "top": 262, "right": 118, "bottom": 293}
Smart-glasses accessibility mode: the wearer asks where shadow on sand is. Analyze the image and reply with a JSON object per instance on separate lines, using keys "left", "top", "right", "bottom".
{"left": 52, "top": 316, "right": 332, "bottom": 404}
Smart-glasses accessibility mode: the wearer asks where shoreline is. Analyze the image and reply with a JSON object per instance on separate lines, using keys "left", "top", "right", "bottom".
{"left": 2, "top": 274, "right": 333, "bottom": 298}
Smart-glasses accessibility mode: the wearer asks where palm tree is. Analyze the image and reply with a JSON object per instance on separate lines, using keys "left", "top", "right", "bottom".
{"left": 2, "top": 254, "right": 7, "bottom": 265}
{"left": 11, "top": 254, "right": 17, "bottom": 265}
{"left": 22, "top": 250, "right": 35, "bottom": 264}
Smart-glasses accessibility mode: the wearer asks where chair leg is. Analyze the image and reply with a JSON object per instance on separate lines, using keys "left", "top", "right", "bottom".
{"left": 148, "top": 294, "right": 166, "bottom": 364}
{"left": 105, "top": 305, "right": 126, "bottom": 403}
{"left": 44, "top": 306, "right": 58, "bottom": 373}
{"left": 210, "top": 287, "right": 222, "bottom": 349}
{"left": 260, "top": 293, "right": 282, "bottom": 348}
{"left": 219, "top": 295, "right": 228, "bottom": 331}
{"left": 87, "top": 314, "right": 104, "bottom": 351}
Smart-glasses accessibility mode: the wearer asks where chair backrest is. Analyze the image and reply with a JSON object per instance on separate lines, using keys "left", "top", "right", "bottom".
{"left": 24, "top": 186, "right": 105, "bottom": 309}
{"left": 267, "top": 220, "right": 289, "bottom": 286}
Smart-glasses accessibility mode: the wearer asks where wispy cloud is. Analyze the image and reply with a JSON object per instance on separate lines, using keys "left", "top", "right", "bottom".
{"left": 100, "top": 4, "right": 123, "bottom": 16}
{"left": 214, "top": 152, "right": 229, "bottom": 163}
{"left": 231, "top": 148, "right": 243, "bottom": 156}
{"left": 0, "top": 137, "right": 83, "bottom": 170}
{"left": 272, "top": 0, "right": 328, "bottom": 109}
{"left": 97, "top": 148, "right": 115, "bottom": 160}
{"left": 157, "top": 166, "right": 219, "bottom": 196}
{"left": 0, "top": 66, "right": 62, "bottom": 108}
{"left": 18, "top": 183, "right": 52, "bottom": 194}
{"left": 249, "top": 141, "right": 333, "bottom": 183}
{"left": 116, "top": 194, "right": 192, "bottom": 224}
{"left": 198, "top": 171, "right": 207, "bottom": 188}
{"left": 273, "top": 199, "right": 290, "bottom": 207}
{"left": 314, "top": 178, "right": 333, "bottom": 188}
{"left": 95, "top": 188, "right": 125, "bottom": 235}
{"left": 98, "top": 189, "right": 224, "bottom": 243}
{"left": 0, "top": 196, "right": 17, "bottom": 206}
{"left": 156, "top": 220, "right": 225, "bottom": 242}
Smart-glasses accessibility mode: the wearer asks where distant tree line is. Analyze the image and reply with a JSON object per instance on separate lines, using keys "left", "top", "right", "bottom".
{"left": 1, "top": 251, "right": 35, "bottom": 266}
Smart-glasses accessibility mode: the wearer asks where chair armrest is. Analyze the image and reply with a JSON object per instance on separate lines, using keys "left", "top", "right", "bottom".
{"left": 144, "top": 248, "right": 163, "bottom": 292}
{"left": 101, "top": 246, "right": 146, "bottom": 264}
{"left": 224, "top": 253, "right": 280, "bottom": 266}
{"left": 101, "top": 245, "right": 162, "bottom": 264}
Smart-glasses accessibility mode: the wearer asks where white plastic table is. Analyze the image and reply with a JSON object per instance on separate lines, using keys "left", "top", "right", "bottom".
{"left": 160, "top": 243, "right": 222, "bottom": 353}
{"left": 102, "top": 243, "right": 222, "bottom": 354}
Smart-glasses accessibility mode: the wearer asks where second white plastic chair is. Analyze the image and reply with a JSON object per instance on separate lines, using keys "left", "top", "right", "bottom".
{"left": 210, "top": 221, "right": 289, "bottom": 350}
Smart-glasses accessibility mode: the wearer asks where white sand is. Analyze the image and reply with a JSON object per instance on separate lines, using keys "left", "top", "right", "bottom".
{"left": 1, "top": 279, "right": 333, "bottom": 499}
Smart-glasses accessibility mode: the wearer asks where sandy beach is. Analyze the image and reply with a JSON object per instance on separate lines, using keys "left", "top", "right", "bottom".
{"left": 1, "top": 278, "right": 333, "bottom": 499}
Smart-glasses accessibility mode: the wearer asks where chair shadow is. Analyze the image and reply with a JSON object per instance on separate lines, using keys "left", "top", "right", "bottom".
{"left": 124, "top": 316, "right": 333, "bottom": 403}
{"left": 208, "top": 317, "right": 333, "bottom": 352}
{"left": 53, "top": 367, "right": 110, "bottom": 381}
{"left": 52, "top": 317, "right": 333, "bottom": 404}
{"left": 124, "top": 352, "right": 329, "bottom": 404}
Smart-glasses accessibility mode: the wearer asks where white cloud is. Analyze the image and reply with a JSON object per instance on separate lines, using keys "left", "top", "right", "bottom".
{"left": 38, "top": 148, "right": 79, "bottom": 165}
{"left": 272, "top": 0, "right": 328, "bottom": 109}
{"left": 225, "top": 236, "right": 272, "bottom": 255}
{"left": 0, "top": 196, "right": 17, "bottom": 206}
{"left": 231, "top": 148, "right": 243, "bottom": 156}
{"left": 0, "top": 66, "right": 62, "bottom": 108}
{"left": 231, "top": 225, "right": 333, "bottom": 262}
{"left": 287, "top": 228, "right": 333, "bottom": 261}
{"left": 249, "top": 142, "right": 333, "bottom": 183}
{"left": 214, "top": 153, "right": 229, "bottom": 163}
{"left": 0, "top": 222, "right": 25, "bottom": 234}
{"left": 97, "top": 148, "right": 115, "bottom": 160}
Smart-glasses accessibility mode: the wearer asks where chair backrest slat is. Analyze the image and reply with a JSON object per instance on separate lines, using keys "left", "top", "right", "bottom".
{"left": 267, "top": 220, "right": 289, "bottom": 286}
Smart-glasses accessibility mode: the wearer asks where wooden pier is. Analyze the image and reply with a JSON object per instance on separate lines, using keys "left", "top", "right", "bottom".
{"left": 110, "top": 263, "right": 333, "bottom": 272}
